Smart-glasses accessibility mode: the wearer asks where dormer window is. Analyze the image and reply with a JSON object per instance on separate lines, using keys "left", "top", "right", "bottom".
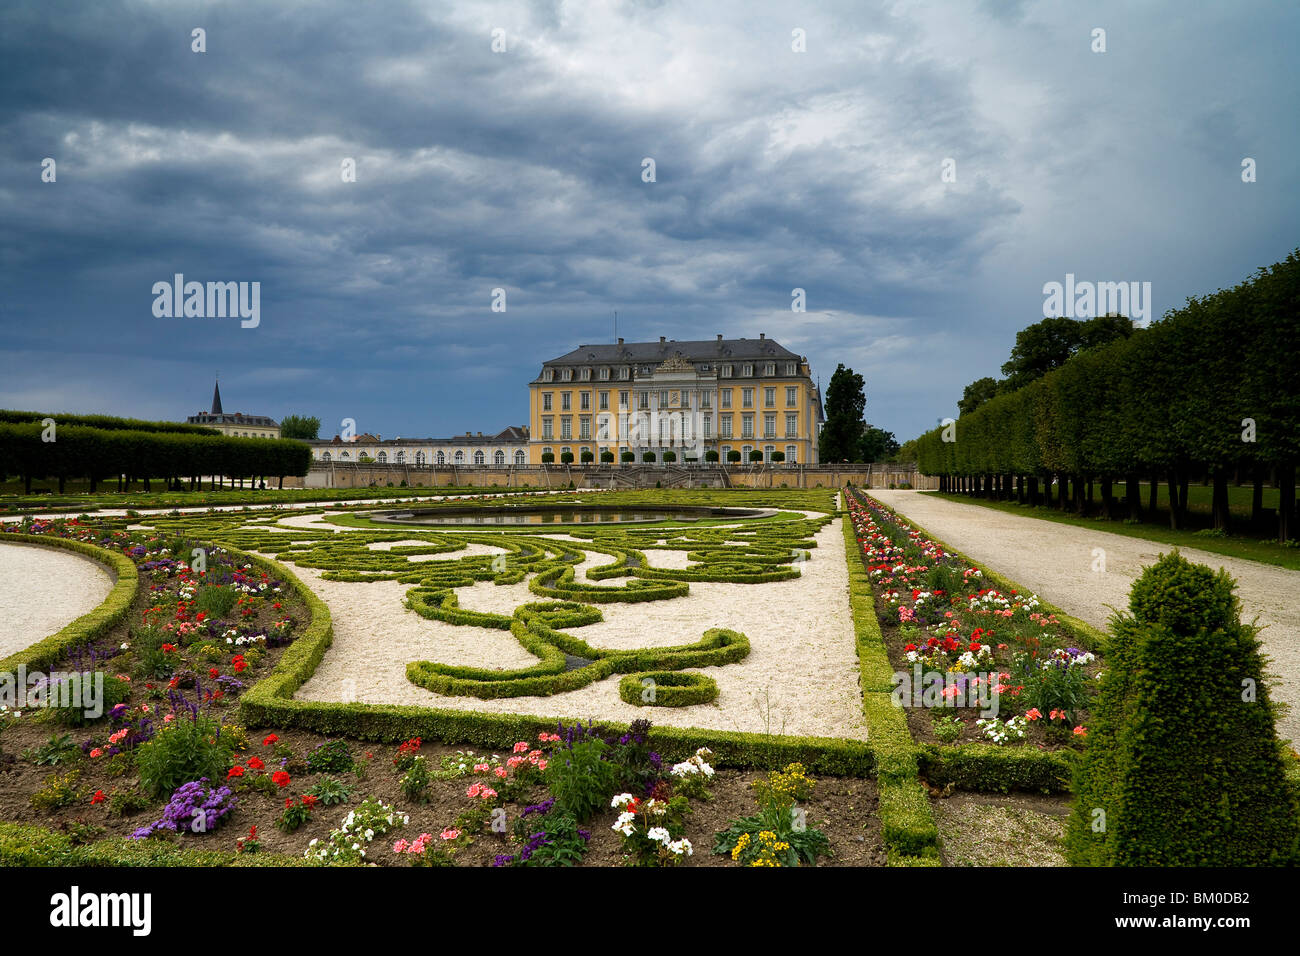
{"left": 580, "top": 367, "right": 592, "bottom": 381}
{"left": 721, "top": 365, "right": 733, "bottom": 378}
{"left": 764, "top": 362, "right": 775, "bottom": 376}
{"left": 599, "top": 367, "right": 610, "bottom": 381}
{"left": 786, "top": 362, "right": 797, "bottom": 375}
{"left": 742, "top": 364, "right": 754, "bottom": 377}
{"left": 543, "top": 368, "right": 554, "bottom": 382}
{"left": 562, "top": 368, "right": 573, "bottom": 382}
{"left": 619, "top": 367, "right": 630, "bottom": 380}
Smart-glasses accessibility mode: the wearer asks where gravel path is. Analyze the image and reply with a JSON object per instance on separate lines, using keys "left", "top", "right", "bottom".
{"left": 0, "top": 542, "right": 114, "bottom": 659}
{"left": 870, "top": 490, "right": 1300, "bottom": 746}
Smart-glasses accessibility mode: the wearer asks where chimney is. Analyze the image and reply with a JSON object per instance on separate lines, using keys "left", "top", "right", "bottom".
{"left": 659, "top": 336, "right": 666, "bottom": 343}
{"left": 716, "top": 334, "right": 722, "bottom": 342}
{"left": 618, "top": 337, "right": 624, "bottom": 345}
{"left": 759, "top": 333, "right": 765, "bottom": 339}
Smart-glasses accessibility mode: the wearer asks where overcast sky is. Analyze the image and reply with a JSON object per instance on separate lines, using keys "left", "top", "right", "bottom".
{"left": 1, "top": 0, "right": 1295, "bottom": 442}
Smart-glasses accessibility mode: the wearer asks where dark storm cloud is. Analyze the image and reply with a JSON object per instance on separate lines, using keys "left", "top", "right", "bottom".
{"left": 0, "top": 0, "right": 1296, "bottom": 440}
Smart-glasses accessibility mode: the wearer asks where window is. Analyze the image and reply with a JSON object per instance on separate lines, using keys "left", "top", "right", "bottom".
{"left": 434, "top": 451, "right": 443, "bottom": 464}
{"left": 580, "top": 417, "right": 591, "bottom": 440}
{"left": 764, "top": 414, "right": 776, "bottom": 439}
{"left": 542, "top": 418, "right": 553, "bottom": 440}
{"left": 580, "top": 367, "right": 591, "bottom": 381}
{"left": 764, "top": 362, "right": 775, "bottom": 376}
{"left": 376, "top": 451, "right": 387, "bottom": 463}
{"left": 514, "top": 450, "right": 525, "bottom": 465}
{"left": 742, "top": 388, "right": 753, "bottom": 408}
{"left": 321, "top": 451, "right": 331, "bottom": 461}
{"left": 418, "top": 451, "right": 428, "bottom": 465}
{"left": 786, "top": 445, "right": 797, "bottom": 463}
{"left": 764, "top": 444, "right": 775, "bottom": 462}
{"left": 659, "top": 390, "right": 669, "bottom": 407}
{"left": 340, "top": 451, "right": 349, "bottom": 459}
{"left": 562, "top": 392, "right": 572, "bottom": 411}
{"left": 543, "top": 368, "right": 554, "bottom": 382}
{"left": 562, "top": 368, "right": 573, "bottom": 382}
{"left": 543, "top": 446, "right": 552, "bottom": 459}
{"left": 599, "top": 367, "right": 610, "bottom": 381}
{"left": 700, "top": 392, "right": 711, "bottom": 409}
{"left": 786, "top": 386, "right": 797, "bottom": 406}
{"left": 742, "top": 414, "right": 754, "bottom": 439}
{"left": 638, "top": 392, "right": 650, "bottom": 410}
{"left": 494, "top": 450, "right": 505, "bottom": 465}
{"left": 599, "top": 391, "right": 609, "bottom": 410}
{"left": 619, "top": 390, "right": 629, "bottom": 409}
{"left": 764, "top": 387, "right": 775, "bottom": 407}
{"left": 454, "top": 450, "right": 464, "bottom": 464}
{"left": 620, "top": 366, "right": 630, "bottom": 380}
{"left": 743, "top": 445, "right": 753, "bottom": 460}
{"left": 742, "top": 364, "right": 753, "bottom": 377}
{"left": 786, "top": 362, "right": 797, "bottom": 375}
{"left": 720, "top": 414, "right": 733, "bottom": 438}
{"left": 396, "top": 450, "right": 405, "bottom": 463}
{"left": 543, "top": 392, "right": 552, "bottom": 411}
{"left": 561, "top": 417, "right": 572, "bottom": 440}
{"left": 703, "top": 415, "right": 712, "bottom": 439}
{"left": 721, "top": 390, "right": 732, "bottom": 409}
{"left": 580, "top": 392, "right": 590, "bottom": 410}
{"left": 474, "top": 450, "right": 485, "bottom": 465}
{"left": 721, "top": 365, "right": 733, "bottom": 378}
{"left": 785, "top": 413, "right": 797, "bottom": 437}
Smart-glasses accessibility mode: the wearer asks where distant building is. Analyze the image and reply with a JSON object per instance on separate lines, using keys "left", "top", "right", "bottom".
{"left": 186, "top": 380, "right": 281, "bottom": 438}
{"left": 308, "top": 426, "right": 530, "bottom": 467}
{"left": 528, "top": 334, "right": 824, "bottom": 464}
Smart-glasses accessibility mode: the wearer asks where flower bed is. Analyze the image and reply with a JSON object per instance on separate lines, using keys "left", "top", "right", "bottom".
{"left": 844, "top": 489, "right": 1101, "bottom": 754}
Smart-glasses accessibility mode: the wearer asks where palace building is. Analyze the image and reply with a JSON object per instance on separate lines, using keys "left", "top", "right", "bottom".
{"left": 527, "top": 334, "right": 824, "bottom": 465}
{"left": 186, "top": 380, "right": 281, "bottom": 438}
{"left": 308, "top": 426, "right": 530, "bottom": 467}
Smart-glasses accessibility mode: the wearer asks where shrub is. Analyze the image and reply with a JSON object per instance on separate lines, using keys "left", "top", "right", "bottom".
{"left": 135, "top": 708, "right": 239, "bottom": 798}
{"left": 727, "top": 451, "right": 741, "bottom": 463}
{"left": 771, "top": 451, "right": 785, "bottom": 462}
{"left": 305, "top": 739, "right": 354, "bottom": 774}
{"left": 546, "top": 735, "right": 620, "bottom": 822}
{"left": 560, "top": 452, "right": 575, "bottom": 464}
{"left": 31, "top": 770, "right": 85, "bottom": 813}
{"left": 496, "top": 803, "right": 591, "bottom": 867}
{"left": 196, "top": 585, "right": 238, "bottom": 620}
{"left": 704, "top": 450, "right": 719, "bottom": 463}
{"left": 47, "top": 674, "right": 131, "bottom": 728}
{"left": 749, "top": 451, "right": 763, "bottom": 463}
{"left": 400, "top": 756, "right": 433, "bottom": 804}
{"left": 663, "top": 451, "right": 677, "bottom": 463}
{"left": 601, "top": 452, "right": 615, "bottom": 463}
{"left": 642, "top": 452, "right": 656, "bottom": 463}
{"left": 580, "top": 451, "right": 594, "bottom": 463}
{"left": 1067, "top": 552, "right": 1300, "bottom": 865}
{"left": 618, "top": 671, "right": 718, "bottom": 707}
{"left": 541, "top": 453, "right": 554, "bottom": 464}
{"left": 306, "top": 777, "right": 354, "bottom": 806}
{"left": 620, "top": 452, "right": 635, "bottom": 463}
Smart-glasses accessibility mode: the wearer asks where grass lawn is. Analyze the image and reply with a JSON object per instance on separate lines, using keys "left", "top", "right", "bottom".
{"left": 921, "top": 486, "right": 1300, "bottom": 571}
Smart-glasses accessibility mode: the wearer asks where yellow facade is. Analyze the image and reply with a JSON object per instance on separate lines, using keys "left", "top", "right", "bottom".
{"left": 527, "top": 339, "right": 821, "bottom": 465}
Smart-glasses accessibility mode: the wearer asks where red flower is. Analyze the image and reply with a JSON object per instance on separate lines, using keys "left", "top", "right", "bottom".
{"left": 263, "top": 733, "right": 279, "bottom": 746}
{"left": 301, "top": 794, "right": 318, "bottom": 809}
{"left": 284, "top": 797, "right": 295, "bottom": 809}
{"left": 247, "top": 756, "right": 264, "bottom": 770}
{"left": 227, "top": 766, "right": 245, "bottom": 779}
{"left": 209, "top": 668, "right": 220, "bottom": 679}
{"left": 272, "top": 770, "right": 291, "bottom": 788}
{"left": 161, "top": 643, "right": 176, "bottom": 653}
{"left": 90, "top": 790, "right": 106, "bottom": 805}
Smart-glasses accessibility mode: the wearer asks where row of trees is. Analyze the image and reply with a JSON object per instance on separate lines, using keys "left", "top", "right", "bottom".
{"left": 0, "top": 410, "right": 218, "bottom": 436}
{"left": 914, "top": 250, "right": 1300, "bottom": 541}
{"left": 0, "top": 422, "right": 313, "bottom": 493}
{"left": 819, "top": 365, "right": 900, "bottom": 463}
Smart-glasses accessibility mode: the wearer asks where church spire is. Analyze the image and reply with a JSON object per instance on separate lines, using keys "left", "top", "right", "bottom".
{"left": 211, "top": 378, "right": 223, "bottom": 415}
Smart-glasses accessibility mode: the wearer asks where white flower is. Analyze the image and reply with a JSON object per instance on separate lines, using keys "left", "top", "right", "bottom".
{"left": 611, "top": 793, "right": 636, "bottom": 809}
{"left": 646, "top": 827, "right": 671, "bottom": 844}
{"left": 668, "top": 838, "right": 693, "bottom": 856}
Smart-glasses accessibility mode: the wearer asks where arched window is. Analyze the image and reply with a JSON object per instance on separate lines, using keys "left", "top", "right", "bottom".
{"left": 415, "top": 451, "right": 425, "bottom": 466}
{"left": 340, "top": 451, "right": 350, "bottom": 459}
{"left": 494, "top": 450, "right": 505, "bottom": 465}
{"left": 321, "top": 451, "right": 331, "bottom": 462}
{"left": 395, "top": 450, "right": 405, "bottom": 464}
{"left": 514, "top": 450, "right": 525, "bottom": 465}
{"left": 435, "top": 450, "right": 445, "bottom": 465}
{"left": 376, "top": 451, "right": 387, "bottom": 463}
{"left": 474, "top": 450, "right": 485, "bottom": 465}
{"left": 455, "top": 450, "right": 464, "bottom": 465}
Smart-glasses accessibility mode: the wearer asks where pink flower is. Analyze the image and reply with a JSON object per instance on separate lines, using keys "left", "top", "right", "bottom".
{"left": 507, "top": 756, "right": 524, "bottom": 769}
{"left": 473, "top": 762, "right": 491, "bottom": 773}
{"left": 494, "top": 766, "right": 508, "bottom": 779}
{"left": 108, "top": 730, "right": 128, "bottom": 744}
{"left": 1073, "top": 725, "right": 1088, "bottom": 737}
{"left": 440, "top": 828, "right": 460, "bottom": 841}
{"left": 512, "top": 741, "right": 529, "bottom": 753}
{"left": 1025, "top": 708, "right": 1042, "bottom": 721}
{"left": 163, "top": 713, "right": 175, "bottom": 723}
{"left": 89, "top": 748, "right": 103, "bottom": 758}
{"left": 393, "top": 839, "right": 409, "bottom": 853}
{"left": 537, "top": 760, "right": 547, "bottom": 771}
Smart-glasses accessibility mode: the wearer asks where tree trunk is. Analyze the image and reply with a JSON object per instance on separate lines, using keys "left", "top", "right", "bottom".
{"left": 1168, "top": 469, "right": 1182, "bottom": 530}
{"left": 1016, "top": 475, "right": 1025, "bottom": 504}
{"left": 1148, "top": 473, "right": 1159, "bottom": 516}
{"left": 1028, "top": 475, "right": 1039, "bottom": 506}
{"left": 1125, "top": 474, "right": 1142, "bottom": 521}
{"left": 1279, "top": 461, "right": 1295, "bottom": 544}
{"left": 1251, "top": 468, "right": 1265, "bottom": 526}
{"left": 1100, "top": 477, "right": 1112, "bottom": 519}
{"left": 1212, "top": 469, "right": 1231, "bottom": 533}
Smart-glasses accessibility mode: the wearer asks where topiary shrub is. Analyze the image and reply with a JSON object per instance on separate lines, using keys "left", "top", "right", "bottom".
{"left": 541, "top": 453, "right": 554, "bottom": 464}
{"left": 618, "top": 671, "right": 718, "bottom": 707}
{"left": 642, "top": 452, "right": 656, "bottom": 463}
{"left": 580, "top": 451, "right": 594, "bottom": 464}
{"left": 1066, "top": 551, "right": 1300, "bottom": 866}
{"left": 600, "top": 451, "right": 615, "bottom": 463}
{"left": 704, "top": 450, "right": 719, "bottom": 463}
{"left": 727, "top": 451, "right": 741, "bottom": 463}
{"left": 560, "top": 452, "right": 575, "bottom": 465}
{"left": 663, "top": 451, "right": 677, "bottom": 463}
{"left": 620, "top": 452, "right": 635, "bottom": 463}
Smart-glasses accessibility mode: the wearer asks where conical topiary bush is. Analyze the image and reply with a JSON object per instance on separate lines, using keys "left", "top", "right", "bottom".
{"left": 1067, "top": 551, "right": 1300, "bottom": 865}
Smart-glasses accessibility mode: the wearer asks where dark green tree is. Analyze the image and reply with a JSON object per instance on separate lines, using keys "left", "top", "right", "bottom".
{"left": 818, "top": 364, "right": 866, "bottom": 462}
{"left": 858, "top": 426, "right": 899, "bottom": 463}
{"left": 279, "top": 415, "right": 321, "bottom": 440}
{"left": 957, "top": 376, "right": 1003, "bottom": 417}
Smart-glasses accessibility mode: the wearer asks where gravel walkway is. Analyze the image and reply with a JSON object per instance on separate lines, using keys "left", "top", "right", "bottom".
{"left": 870, "top": 490, "right": 1300, "bottom": 746}
{"left": 0, "top": 542, "right": 114, "bottom": 659}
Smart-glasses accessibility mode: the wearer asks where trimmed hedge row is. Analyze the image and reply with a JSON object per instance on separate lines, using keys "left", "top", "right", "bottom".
{"left": 917, "top": 744, "right": 1075, "bottom": 793}
{"left": 0, "top": 533, "right": 139, "bottom": 674}
{"left": 0, "top": 822, "right": 311, "bottom": 867}
{"left": 618, "top": 670, "right": 719, "bottom": 707}
{"left": 840, "top": 508, "right": 941, "bottom": 863}
{"left": 236, "top": 540, "right": 875, "bottom": 775}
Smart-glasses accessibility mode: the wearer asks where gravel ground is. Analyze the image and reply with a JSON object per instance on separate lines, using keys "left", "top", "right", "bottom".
{"left": 870, "top": 490, "right": 1300, "bottom": 746}
{"left": 0, "top": 541, "right": 114, "bottom": 658}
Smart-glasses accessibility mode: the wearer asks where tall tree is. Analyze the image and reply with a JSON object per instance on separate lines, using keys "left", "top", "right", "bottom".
{"left": 958, "top": 376, "right": 1003, "bottom": 416}
{"left": 859, "top": 426, "right": 899, "bottom": 462}
{"left": 1001, "top": 314, "right": 1135, "bottom": 391}
{"left": 279, "top": 414, "right": 321, "bottom": 440}
{"left": 818, "top": 364, "right": 866, "bottom": 463}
